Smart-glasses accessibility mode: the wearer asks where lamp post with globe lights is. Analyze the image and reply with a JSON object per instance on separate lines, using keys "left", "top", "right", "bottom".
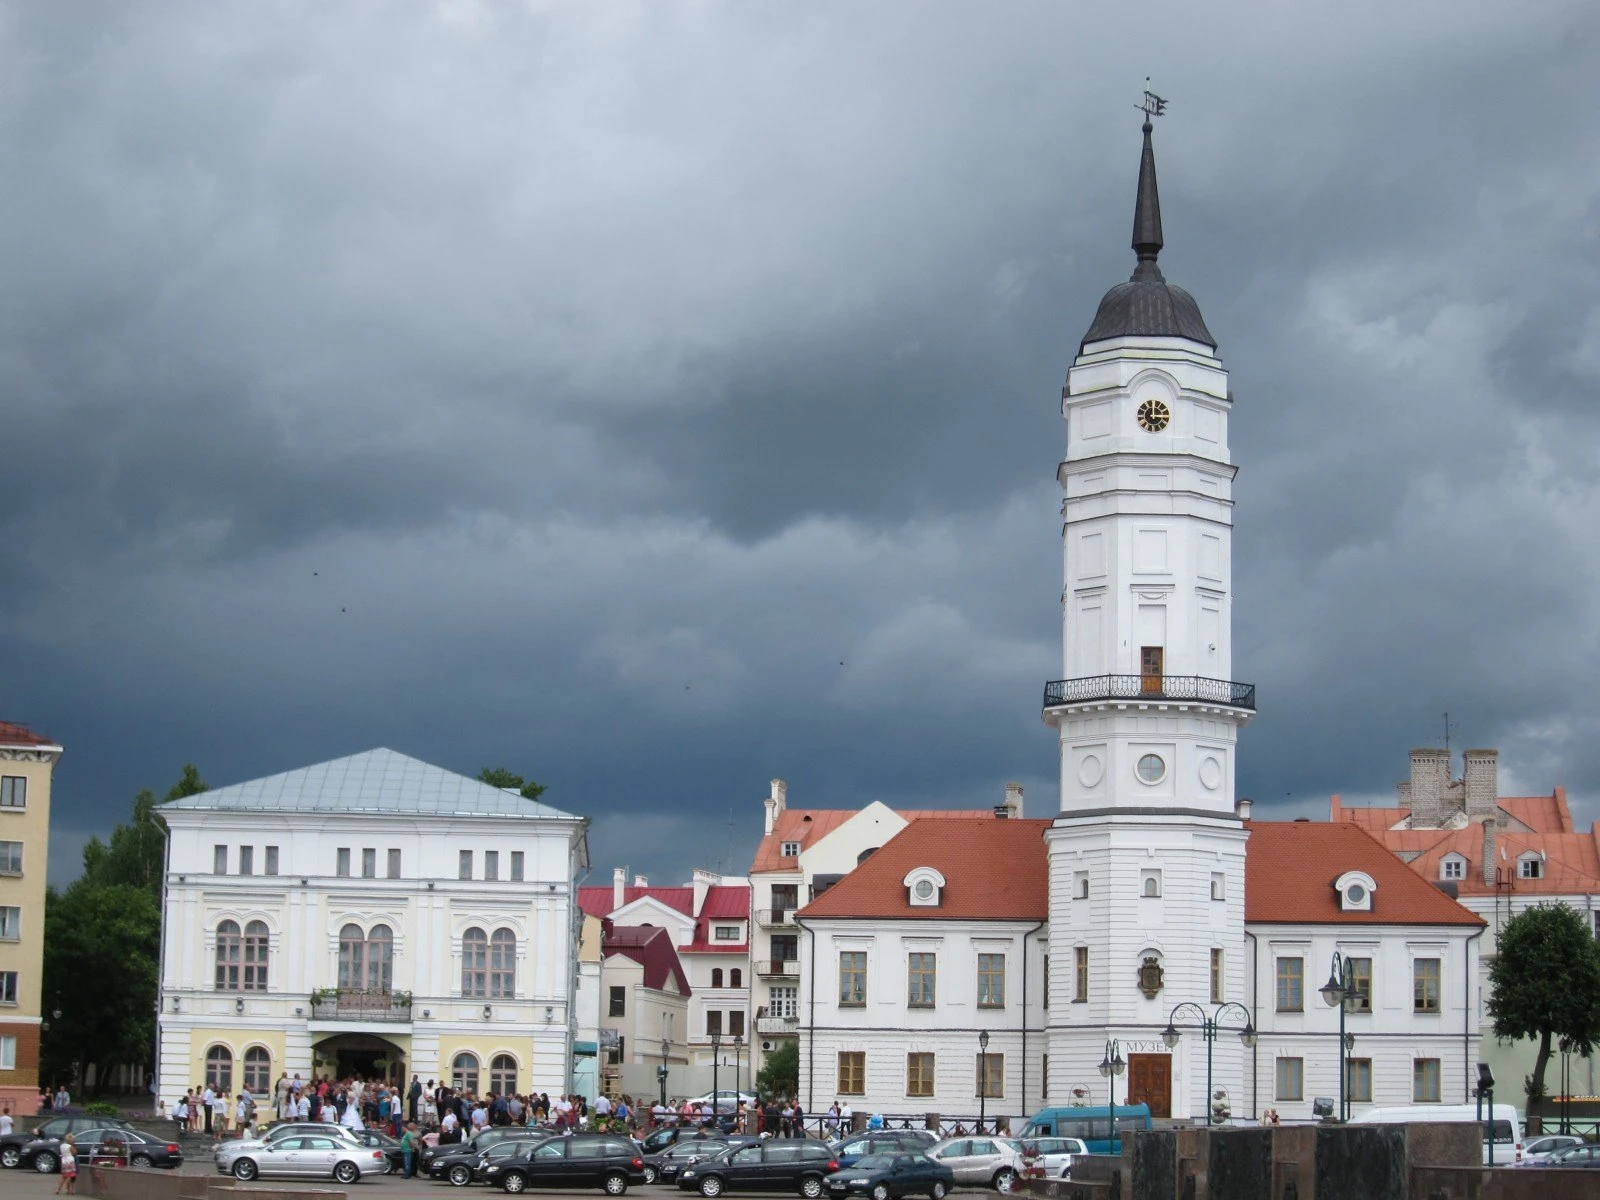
{"left": 1098, "top": 1040, "right": 1125, "bottom": 1151}
{"left": 1160, "top": 1001, "right": 1256, "bottom": 1124}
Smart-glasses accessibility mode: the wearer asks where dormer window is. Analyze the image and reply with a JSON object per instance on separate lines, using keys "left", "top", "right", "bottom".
{"left": 903, "top": 866, "right": 947, "bottom": 907}
{"left": 1440, "top": 856, "right": 1466, "bottom": 881}
{"left": 1333, "top": 870, "right": 1377, "bottom": 913}
{"left": 780, "top": 841, "right": 801, "bottom": 858}
{"left": 1518, "top": 854, "right": 1544, "bottom": 880}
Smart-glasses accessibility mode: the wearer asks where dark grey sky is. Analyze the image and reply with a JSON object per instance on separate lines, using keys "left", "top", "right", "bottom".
{"left": 5, "top": 2, "right": 1598, "bottom": 886}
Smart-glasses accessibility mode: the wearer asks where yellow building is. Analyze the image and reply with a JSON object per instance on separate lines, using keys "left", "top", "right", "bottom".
{"left": 0, "top": 721, "right": 61, "bottom": 1116}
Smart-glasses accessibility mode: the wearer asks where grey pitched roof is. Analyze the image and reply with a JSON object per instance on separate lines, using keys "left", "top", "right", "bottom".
{"left": 161, "top": 748, "right": 577, "bottom": 820}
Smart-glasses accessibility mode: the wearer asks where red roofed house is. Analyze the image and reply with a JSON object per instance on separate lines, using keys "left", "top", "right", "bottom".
{"left": 1332, "top": 747, "right": 1600, "bottom": 1100}
{"left": 579, "top": 867, "right": 751, "bottom": 1100}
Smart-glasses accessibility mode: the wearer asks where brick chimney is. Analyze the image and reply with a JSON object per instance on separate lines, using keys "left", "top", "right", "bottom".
{"left": 613, "top": 866, "right": 626, "bottom": 910}
{"left": 995, "top": 782, "right": 1024, "bottom": 819}
{"left": 1464, "top": 749, "right": 1499, "bottom": 819}
{"left": 1481, "top": 816, "right": 1496, "bottom": 887}
{"left": 764, "top": 778, "right": 788, "bottom": 835}
{"left": 1406, "top": 748, "right": 1452, "bottom": 828}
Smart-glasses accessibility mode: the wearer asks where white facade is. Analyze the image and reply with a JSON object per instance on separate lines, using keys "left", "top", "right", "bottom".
{"left": 157, "top": 749, "right": 587, "bottom": 1104}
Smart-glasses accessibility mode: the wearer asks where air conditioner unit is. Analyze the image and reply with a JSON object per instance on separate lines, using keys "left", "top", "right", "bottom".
{"left": 761, "top": 1041, "right": 773, "bottom": 1052}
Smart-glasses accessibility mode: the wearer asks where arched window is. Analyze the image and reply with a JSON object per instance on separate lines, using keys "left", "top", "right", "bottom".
{"left": 711, "top": 968, "right": 723, "bottom": 988}
{"left": 366, "top": 925, "right": 394, "bottom": 992}
{"left": 462, "top": 928, "right": 488, "bottom": 997}
{"left": 730, "top": 968, "right": 742, "bottom": 988}
{"left": 243, "top": 1046, "right": 271, "bottom": 1093}
{"left": 243, "top": 920, "right": 270, "bottom": 991}
{"left": 339, "top": 923, "right": 366, "bottom": 990}
{"left": 452, "top": 1052, "right": 480, "bottom": 1094}
{"left": 489, "top": 929, "right": 516, "bottom": 998}
{"left": 490, "top": 1054, "right": 517, "bottom": 1095}
{"left": 205, "top": 1045, "right": 233, "bottom": 1093}
{"left": 215, "top": 920, "right": 242, "bottom": 990}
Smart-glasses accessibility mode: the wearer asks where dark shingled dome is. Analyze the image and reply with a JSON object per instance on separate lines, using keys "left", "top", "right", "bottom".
{"left": 1081, "top": 119, "right": 1215, "bottom": 350}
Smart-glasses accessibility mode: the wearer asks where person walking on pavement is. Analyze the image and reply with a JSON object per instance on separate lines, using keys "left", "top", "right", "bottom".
{"left": 400, "top": 1121, "right": 418, "bottom": 1179}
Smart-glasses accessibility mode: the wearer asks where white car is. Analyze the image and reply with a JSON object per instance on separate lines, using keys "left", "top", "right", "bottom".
{"left": 1018, "top": 1137, "right": 1089, "bottom": 1179}
{"left": 1521, "top": 1134, "right": 1585, "bottom": 1165}
{"left": 214, "top": 1132, "right": 388, "bottom": 1183}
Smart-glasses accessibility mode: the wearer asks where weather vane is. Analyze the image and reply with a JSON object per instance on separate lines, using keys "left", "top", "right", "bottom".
{"left": 1139, "top": 77, "right": 1167, "bottom": 122}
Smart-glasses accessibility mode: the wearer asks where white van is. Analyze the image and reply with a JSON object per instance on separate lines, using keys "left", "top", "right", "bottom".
{"left": 1352, "top": 1104, "right": 1522, "bottom": 1165}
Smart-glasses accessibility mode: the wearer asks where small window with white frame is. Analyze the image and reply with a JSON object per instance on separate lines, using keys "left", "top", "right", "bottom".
{"left": 1518, "top": 853, "right": 1544, "bottom": 879}
{"left": 0, "top": 776, "right": 24, "bottom": 808}
{"left": 904, "top": 866, "right": 946, "bottom": 907}
{"left": 780, "top": 841, "right": 801, "bottom": 857}
{"left": 1440, "top": 855, "right": 1466, "bottom": 881}
{"left": 714, "top": 925, "right": 740, "bottom": 941}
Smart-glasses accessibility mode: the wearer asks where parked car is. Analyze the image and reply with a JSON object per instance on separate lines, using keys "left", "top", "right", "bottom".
{"left": 486, "top": 1134, "right": 646, "bottom": 1194}
{"left": 345, "top": 1129, "right": 406, "bottom": 1173}
{"left": 422, "top": 1126, "right": 547, "bottom": 1175}
{"left": 925, "top": 1136, "right": 1024, "bottom": 1190}
{"left": 1, "top": 1116, "right": 135, "bottom": 1169}
{"left": 214, "top": 1132, "right": 389, "bottom": 1183}
{"left": 642, "top": 1126, "right": 756, "bottom": 1154}
{"left": 1545, "top": 1144, "right": 1600, "bottom": 1169}
{"left": 258, "top": 1123, "right": 366, "bottom": 1147}
{"left": 1017, "top": 1137, "right": 1088, "bottom": 1179}
{"left": 434, "top": 1135, "right": 553, "bottom": 1187}
{"left": 20, "top": 1127, "right": 184, "bottom": 1173}
{"left": 832, "top": 1133, "right": 936, "bottom": 1169}
{"left": 1521, "top": 1135, "right": 1585, "bottom": 1165}
{"left": 644, "top": 1138, "right": 736, "bottom": 1184}
{"left": 677, "top": 1139, "right": 841, "bottom": 1197}
{"left": 824, "top": 1152, "right": 955, "bottom": 1200}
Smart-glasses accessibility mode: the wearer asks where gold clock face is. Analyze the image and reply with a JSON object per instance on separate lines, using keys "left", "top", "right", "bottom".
{"left": 1137, "top": 398, "right": 1171, "bottom": 432}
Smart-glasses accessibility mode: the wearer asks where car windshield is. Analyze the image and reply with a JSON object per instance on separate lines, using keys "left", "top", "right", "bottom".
{"left": 853, "top": 1156, "right": 895, "bottom": 1171}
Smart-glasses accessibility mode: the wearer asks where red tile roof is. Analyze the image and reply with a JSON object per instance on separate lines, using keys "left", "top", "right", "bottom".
{"left": 751, "top": 807, "right": 994, "bottom": 873}
{"left": 579, "top": 882, "right": 752, "bottom": 953}
{"left": 0, "top": 721, "right": 58, "bottom": 748}
{"left": 578, "top": 886, "right": 694, "bottom": 919}
{"left": 798, "top": 818, "right": 1051, "bottom": 920}
{"left": 603, "top": 925, "right": 691, "bottom": 995}
{"left": 1244, "top": 822, "right": 1482, "bottom": 926}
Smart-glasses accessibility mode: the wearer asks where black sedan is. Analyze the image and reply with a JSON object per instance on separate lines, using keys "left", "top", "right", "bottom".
{"left": 422, "top": 1126, "right": 547, "bottom": 1177}
{"left": 21, "top": 1127, "right": 184, "bottom": 1173}
{"left": 431, "top": 1132, "right": 551, "bottom": 1186}
{"left": 486, "top": 1134, "right": 646, "bottom": 1194}
{"left": 1, "top": 1116, "right": 135, "bottom": 1169}
{"left": 677, "top": 1140, "right": 841, "bottom": 1198}
{"left": 643, "top": 1139, "right": 732, "bottom": 1185}
{"left": 825, "top": 1153, "right": 954, "bottom": 1200}
{"left": 345, "top": 1129, "right": 405, "bottom": 1173}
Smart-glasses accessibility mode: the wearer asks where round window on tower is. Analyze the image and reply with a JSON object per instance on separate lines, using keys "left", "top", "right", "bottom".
{"left": 1137, "top": 398, "right": 1171, "bottom": 432}
{"left": 1136, "top": 754, "right": 1167, "bottom": 784}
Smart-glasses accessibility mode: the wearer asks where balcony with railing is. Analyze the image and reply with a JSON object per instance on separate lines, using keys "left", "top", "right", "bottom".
{"left": 755, "top": 959, "right": 800, "bottom": 979}
{"left": 1042, "top": 674, "right": 1256, "bottom": 712}
{"left": 755, "top": 1014, "right": 799, "bottom": 1035}
{"left": 308, "top": 988, "right": 414, "bottom": 1023}
{"left": 755, "top": 908, "right": 796, "bottom": 929}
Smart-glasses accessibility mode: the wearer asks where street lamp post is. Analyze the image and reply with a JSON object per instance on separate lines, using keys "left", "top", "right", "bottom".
{"left": 1097, "top": 1040, "right": 1125, "bottom": 1152}
{"left": 734, "top": 1036, "right": 744, "bottom": 1129}
{"left": 978, "top": 1030, "right": 991, "bottom": 1134}
{"left": 1559, "top": 1038, "right": 1572, "bottom": 1136}
{"left": 1318, "top": 953, "right": 1363, "bottom": 1122}
{"left": 1160, "top": 1002, "right": 1257, "bottom": 1124}
{"left": 711, "top": 1030, "right": 722, "bottom": 1126}
{"left": 659, "top": 1038, "right": 670, "bottom": 1109}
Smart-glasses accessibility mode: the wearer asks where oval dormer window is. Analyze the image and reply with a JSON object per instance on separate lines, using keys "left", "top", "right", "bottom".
{"left": 1345, "top": 883, "right": 1366, "bottom": 906}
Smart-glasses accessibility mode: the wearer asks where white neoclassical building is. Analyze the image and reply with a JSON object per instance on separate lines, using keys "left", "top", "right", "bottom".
{"left": 157, "top": 749, "right": 588, "bottom": 1104}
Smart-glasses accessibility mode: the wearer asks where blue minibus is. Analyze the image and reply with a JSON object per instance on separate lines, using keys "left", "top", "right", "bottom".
{"left": 1018, "top": 1105, "right": 1153, "bottom": 1155}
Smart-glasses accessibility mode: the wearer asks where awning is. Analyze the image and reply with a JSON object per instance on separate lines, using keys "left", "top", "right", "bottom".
{"left": 572, "top": 1041, "right": 598, "bottom": 1056}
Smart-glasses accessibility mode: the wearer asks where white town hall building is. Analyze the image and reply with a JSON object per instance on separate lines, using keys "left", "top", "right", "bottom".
{"left": 796, "top": 112, "right": 1486, "bottom": 1125}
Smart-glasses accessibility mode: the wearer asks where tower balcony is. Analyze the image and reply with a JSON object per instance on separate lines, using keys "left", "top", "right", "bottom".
{"left": 1042, "top": 674, "right": 1255, "bottom": 713}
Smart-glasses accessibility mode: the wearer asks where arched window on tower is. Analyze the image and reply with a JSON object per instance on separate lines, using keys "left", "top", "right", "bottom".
{"left": 215, "top": 920, "right": 242, "bottom": 990}
{"left": 462, "top": 928, "right": 488, "bottom": 997}
{"left": 243, "top": 1046, "right": 271, "bottom": 1093}
{"left": 366, "top": 925, "right": 394, "bottom": 991}
{"left": 490, "top": 1054, "right": 517, "bottom": 1094}
{"left": 711, "top": 968, "right": 723, "bottom": 989}
{"left": 489, "top": 928, "right": 516, "bottom": 998}
{"left": 206, "top": 1045, "right": 233, "bottom": 1093}
{"left": 243, "top": 920, "right": 270, "bottom": 991}
{"left": 452, "top": 1052, "right": 480, "bottom": 1094}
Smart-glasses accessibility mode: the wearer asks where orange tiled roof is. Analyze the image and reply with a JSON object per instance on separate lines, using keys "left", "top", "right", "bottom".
{"left": 750, "top": 806, "right": 992, "bottom": 873}
{"left": 1244, "top": 821, "right": 1482, "bottom": 926}
{"left": 797, "top": 818, "right": 1051, "bottom": 920}
{"left": 0, "top": 720, "right": 57, "bottom": 748}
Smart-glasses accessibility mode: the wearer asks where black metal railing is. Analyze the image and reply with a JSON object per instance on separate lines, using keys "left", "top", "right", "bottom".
{"left": 309, "top": 988, "right": 414, "bottom": 1022}
{"left": 1043, "top": 674, "right": 1255, "bottom": 711}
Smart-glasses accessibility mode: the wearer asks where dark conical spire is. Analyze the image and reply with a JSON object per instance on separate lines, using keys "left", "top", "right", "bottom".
{"left": 1131, "top": 119, "right": 1164, "bottom": 281}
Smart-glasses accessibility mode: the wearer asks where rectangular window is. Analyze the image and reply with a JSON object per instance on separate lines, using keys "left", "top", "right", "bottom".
{"left": 1442, "top": 858, "right": 1464, "bottom": 880}
{"left": 770, "top": 986, "right": 798, "bottom": 1019}
{"left": 772, "top": 933, "right": 798, "bottom": 961}
{"left": 608, "top": 986, "right": 626, "bottom": 1017}
{"left": 1347, "top": 1058, "right": 1373, "bottom": 1103}
{"left": 1413, "top": 958, "right": 1442, "bottom": 1013}
{"left": 264, "top": 846, "right": 279, "bottom": 876}
{"left": 1519, "top": 857, "right": 1544, "bottom": 879}
{"left": 837, "top": 1051, "right": 866, "bottom": 1095}
{"left": 1413, "top": 1058, "right": 1442, "bottom": 1102}
{"left": 715, "top": 925, "right": 740, "bottom": 940}
{"left": 976, "top": 1053, "right": 1004, "bottom": 1098}
{"left": 729, "top": 1009, "right": 745, "bottom": 1037}
{"left": 336, "top": 848, "right": 351, "bottom": 877}
{"left": 0, "top": 971, "right": 17, "bottom": 1004}
{"left": 0, "top": 841, "right": 19, "bottom": 874}
{"left": 0, "top": 1035, "right": 14, "bottom": 1069}
{"left": 1348, "top": 957, "right": 1373, "bottom": 1013}
{"left": 706, "top": 1010, "right": 723, "bottom": 1037}
{"left": 387, "top": 849, "right": 402, "bottom": 879}
{"left": 907, "top": 1052, "right": 935, "bottom": 1098}
{"left": 459, "top": 850, "right": 473, "bottom": 880}
{"left": 1275, "top": 957, "right": 1304, "bottom": 1012}
{"left": 213, "top": 845, "right": 228, "bottom": 875}
{"left": 1210, "top": 949, "right": 1224, "bottom": 1004}
{"left": 839, "top": 952, "right": 867, "bottom": 1006}
{"left": 361, "top": 848, "right": 376, "bottom": 878}
{"left": 484, "top": 851, "right": 499, "bottom": 881}
{"left": 1042, "top": 956, "right": 1049, "bottom": 1010}
{"left": 771, "top": 884, "right": 800, "bottom": 916}
{"left": 1275, "top": 1058, "right": 1304, "bottom": 1101}
{"left": 977, "top": 953, "right": 1005, "bottom": 1008}
{"left": 781, "top": 841, "right": 801, "bottom": 857}
{"left": 0, "top": 906, "right": 19, "bottom": 939}
{"left": 238, "top": 846, "right": 253, "bottom": 876}
{"left": 1074, "top": 947, "right": 1089, "bottom": 1002}
{"left": 0, "top": 776, "right": 25, "bottom": 808}
{"left": 907, "top": 952, "right": 937, "bottom": 1008}
{"left": 509, "top": 851, "right": 524, "bottom": 882}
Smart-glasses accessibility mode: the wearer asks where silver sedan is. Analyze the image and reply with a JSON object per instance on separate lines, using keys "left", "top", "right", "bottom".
{"left": 215, "top": 1132, "right": 389, "bottom": 1183}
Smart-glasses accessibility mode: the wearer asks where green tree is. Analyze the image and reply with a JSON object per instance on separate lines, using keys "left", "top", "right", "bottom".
{"left": 756, "top": 1039, "right": 799, "bottom": 1101}
{"left": 477, "top": 766, "right": 546, "bottom": 801}
{"left": 1486, "top": 902, "right": 1600, "bottom": 1099}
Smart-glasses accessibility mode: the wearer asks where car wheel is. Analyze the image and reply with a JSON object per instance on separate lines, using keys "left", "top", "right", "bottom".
{"left": 130, "top": 1155, "right": 154, "bottom": 1169}
{"left": 503, "top": 1173, "right": 527, "bottom": 1194}
{"left": 801, "top": 1176, "right": 825, "bottom": 1198}
{"left": 232, "top": 1159, "right": 259, "bottom": 1181}
{"left": 1, "top": 1146, "right": 21, "bottom": 1169}
{"left": 643, "top": 1165, "right": 660, "bottom": 1185}
{"left": 603, "top": 1170, "right": 629, "bottom": 1195}
{"left": 450, "top": 1164, "right": 475, "bottom": 1186}
{"left": 991, "top": 1169, "right": 1015, "bottom": 1192}
{"left": 34, "top": 1152, "right": 60, "bottom": 1174}
{"left": 699, "top": 1174, "right": 725, "bottom": 1197}
{"left": 872, "top": 1186, "right": 889, "bottom": 1200}
{"left": 931, "top": 1183, "right": 948, "bottom": 1200}
{"left": 334, "top": 1161, "right": 361, "bottom": 1185}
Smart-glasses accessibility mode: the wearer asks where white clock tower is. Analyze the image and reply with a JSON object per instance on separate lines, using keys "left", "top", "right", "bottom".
{"left": 1044, "top": 113, "right": 1254, "bottom": 1123}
